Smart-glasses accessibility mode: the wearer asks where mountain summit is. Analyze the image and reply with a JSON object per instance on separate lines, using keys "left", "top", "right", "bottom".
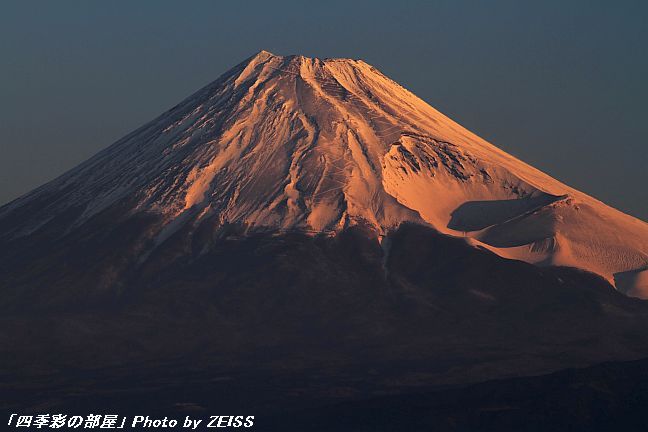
{"left": 1, "top": 50, "right": 647, "bottom": 296}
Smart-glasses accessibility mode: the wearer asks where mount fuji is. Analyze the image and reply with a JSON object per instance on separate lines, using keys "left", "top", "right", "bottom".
{"left": 2, "top": 51, "right": 648, "bottom": 417}
{"left": 2, "top": 50, "right": 646, "bottom": 297}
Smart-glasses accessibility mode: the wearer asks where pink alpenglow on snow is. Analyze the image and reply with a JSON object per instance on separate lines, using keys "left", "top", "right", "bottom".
{"left": 1, "top": 50, "right": 647, "bottom": 296}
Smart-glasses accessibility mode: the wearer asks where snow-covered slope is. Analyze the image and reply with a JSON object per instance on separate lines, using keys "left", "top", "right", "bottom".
{"left": 1, "top": 50, "right": 647, "bottom": 296}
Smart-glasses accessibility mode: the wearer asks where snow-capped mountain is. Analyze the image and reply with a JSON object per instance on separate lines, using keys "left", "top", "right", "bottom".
{"left": 1, "top": 50, "right": 646, "bottom": 296}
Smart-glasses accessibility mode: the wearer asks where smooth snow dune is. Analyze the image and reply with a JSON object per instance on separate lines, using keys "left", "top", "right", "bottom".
{"left": 0, "top": 50, "right": 646, "bottom": 296}
{"left": 616, "top": 268, "right": 648, "bottom": 298}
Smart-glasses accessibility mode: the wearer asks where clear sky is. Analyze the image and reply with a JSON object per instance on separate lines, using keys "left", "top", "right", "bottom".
{"left": 1, "top": 0, "right": 646, "bottom": 220}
